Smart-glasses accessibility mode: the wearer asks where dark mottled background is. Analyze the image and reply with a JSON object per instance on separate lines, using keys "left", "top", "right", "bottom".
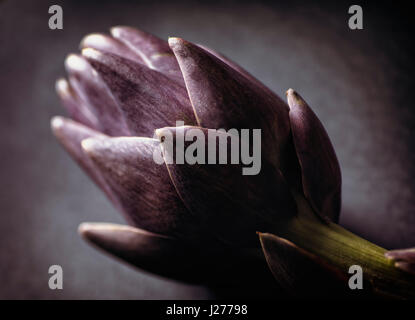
{"left": 0, "top": 0, "right": 414, "bottom": 299}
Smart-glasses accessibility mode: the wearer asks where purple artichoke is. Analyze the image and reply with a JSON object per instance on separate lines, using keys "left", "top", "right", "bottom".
{"left": 51, "top": 26, "right": 415, "bottom": 298}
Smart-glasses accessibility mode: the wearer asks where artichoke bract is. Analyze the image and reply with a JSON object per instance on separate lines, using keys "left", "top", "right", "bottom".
{"left": 51, "top": 26, "right": 414, "bottom": 298}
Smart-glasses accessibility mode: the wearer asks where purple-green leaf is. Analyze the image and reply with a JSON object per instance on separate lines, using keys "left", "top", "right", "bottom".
{"left": 82, "top": 48, "right": 197, "bottom": 136}
{"left": 386, "top": 248, "right": 415, "bottom": 275}
{"left": 287, "top": 89, "right": 341, "bottom": 222}
{"left": 55, "top": 77, "right": 100, "bottom": 131}
{"left": 156, "top": 126, "right": 297, "bottom": 247}
{"left": 50, "top": 116, "right": 121, "bottom": 209}
{"left": 169, "top": 37, "right": 291, "bottom": 169}
{"left": 80, "top": 33, "right": 145, "bottom": 64}
{"left": 259, "top": 232, "right": 356, "bottom": 298}
{"left": 81, "top": 135, "right": 211, "bottom": 242}
{"left": 63, "top": 54, "right": 131, "bottom": 136}
{"left": 111, "top": 26, "right": 185, "bottom": 84}
{"left": 79, "top": 222, "right": 274, "bottom": 286}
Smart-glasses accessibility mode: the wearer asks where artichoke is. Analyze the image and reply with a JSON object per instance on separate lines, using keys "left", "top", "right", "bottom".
{"left": 51, "top": 26, "right": 415, "bottom": 299}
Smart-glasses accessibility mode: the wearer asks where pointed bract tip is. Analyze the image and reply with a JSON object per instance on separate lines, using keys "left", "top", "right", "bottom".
{"left": 286, "top": 88, "right": 305, "bottom": 109}
{"left": 78, "top": 222, "right": 116, "bottom": 243}
{"left": 155, "top": 126, "right": 170, "bottom": 135}
{"left": 168, "top": 37, "right": 184, "bottom": 49}
{"left": 394, "top": 261, "right": 415, "bottom": 275}
{"left": 81, "top": 137, "right": 99, "bottom": 154}
{"left": 80, "top": 33, "right": 107, "bottom": 49}
{"left": 79, "top": 222, "right": 129, "bottom": 234}
{"left": 154, "top": 128, "right": 167, "bottom": 142}
{"left": 155, "top": 126, "right": 191, "bottom": 141}
{"left": 78, "top": 222, "right": 157, "bottom": 241}
{"left": 55, "top": 78, "right": 70, "bottom": 97}
{"left": 110, "top": 25, "right": 130, "bottom": 37}
{"left": 286, "top": 88, "right": 295, "bottom": 96}
{"left": 78, "top": 222, "right": 94, "bottom": 236}
{"left": 385, "top": 248, "right": 415, "bottom": 261}
{"left": 50, "top": 116, "right": 65, "bottom": 133}
{"left": 81, "top": 47, "right": 101, "bottom": 60}
{"left": 65, "top": 54, "right": 89, "bottom": 72}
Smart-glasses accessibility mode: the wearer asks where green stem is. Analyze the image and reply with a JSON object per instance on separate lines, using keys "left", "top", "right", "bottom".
{"left": 276, "top": 193, "right": 415, "bottom": 299}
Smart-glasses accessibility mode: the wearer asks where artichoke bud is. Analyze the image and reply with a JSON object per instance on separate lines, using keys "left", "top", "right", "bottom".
{"left": 156, "top": 125, "right": 296, "bottom": 247}
{"left": 51, "top": 26, "right": 415, "bottom": 297}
